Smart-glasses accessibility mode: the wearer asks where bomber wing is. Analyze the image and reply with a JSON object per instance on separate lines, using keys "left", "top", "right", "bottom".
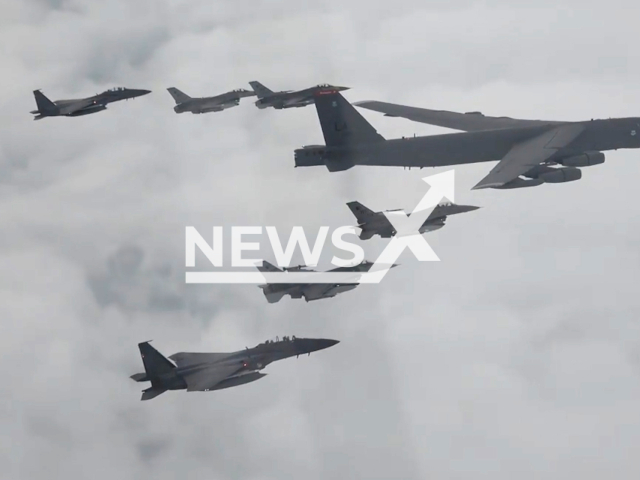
{"left": 473, "top": 124, "right": 585, "bottom": 189}
{"left": 182, "top": 364, "right": 244, "bottom": 392}
{"left": 354, "top": 100, "right": 563, "bottom": 132}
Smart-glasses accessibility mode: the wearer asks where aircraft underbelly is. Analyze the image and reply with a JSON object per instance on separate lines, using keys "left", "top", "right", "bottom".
{"left": 302, "top": 284, "right": 357, "bottom": 301}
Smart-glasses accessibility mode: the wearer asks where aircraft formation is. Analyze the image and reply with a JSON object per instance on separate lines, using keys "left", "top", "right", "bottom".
{"left": 30, "top": 79, "right": 640, "bottom": 400}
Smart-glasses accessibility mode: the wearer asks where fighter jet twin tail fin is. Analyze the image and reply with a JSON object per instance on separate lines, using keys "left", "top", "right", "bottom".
{"left": 32, "top": 90, "right": 59, "bottom": 117}
{"left": 131, "top": 341, "right": 176, "bottom": 400}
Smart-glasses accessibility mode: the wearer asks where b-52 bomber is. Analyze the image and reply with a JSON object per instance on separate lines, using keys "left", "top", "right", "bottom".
{"left": 130, "top": 336, "right": 339, "bottom": 401}
{"left": 30, "top": 87, "right": 151, "bottom": 120}
{"left": 249, "top": 81, "right": 349, "bottom": 109}
{"left": 347, "top": 201, "right": 480, "bottom": 240}
{"left": 167, "top": 87, "right": 256, "bottom": 114}
{"left": 257, "top": 260, "right": 396, "bottom": 303}
{"left": 294, "top": 91, "right": 640, "bottom": 190}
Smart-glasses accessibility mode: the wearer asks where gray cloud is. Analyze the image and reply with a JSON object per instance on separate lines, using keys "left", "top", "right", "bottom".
{"left": 2, "top": 1, "right": 640, "bottom": 479}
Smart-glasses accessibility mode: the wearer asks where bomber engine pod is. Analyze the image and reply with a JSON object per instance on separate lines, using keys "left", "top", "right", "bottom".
{"left": 559, "top": 151, "right": 605, "bottom": 167}
{"left": 539, "top": 167, "right": 582, "bottom": 183}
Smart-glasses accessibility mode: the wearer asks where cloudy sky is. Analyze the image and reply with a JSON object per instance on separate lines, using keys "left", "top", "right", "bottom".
{"left": 2, "top": 1, "right": 640, "bottom": 479}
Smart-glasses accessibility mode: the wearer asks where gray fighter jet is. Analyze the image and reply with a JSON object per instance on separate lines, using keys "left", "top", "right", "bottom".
{"left": 167, "top": 87, "right": 256, "bottom": 114}
{"left": 249, "top": 81, "right": 349, "bottom": 110}
{"left": 130, "top": 336, "right": 339, "bottom": 401}
{"left": 30, "top": 87, "right": 151, "bottom": 120}
{"left": 348, "top": 201, "right": 480, "bottom": 240}
{"left": 294, "top": 91, "right": 640, "bottom": 190}
{"left": 256, "top": 260, "right": 397, "bottom": 303}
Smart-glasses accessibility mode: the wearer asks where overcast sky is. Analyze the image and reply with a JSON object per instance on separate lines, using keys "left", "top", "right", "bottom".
{"left": 2, "top": 1, "right": 640, "bottom": 479}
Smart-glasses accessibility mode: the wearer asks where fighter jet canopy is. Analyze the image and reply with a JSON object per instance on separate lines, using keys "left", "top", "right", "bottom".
{"left": 261, "top": 335, "right": 298, "bottom": 345}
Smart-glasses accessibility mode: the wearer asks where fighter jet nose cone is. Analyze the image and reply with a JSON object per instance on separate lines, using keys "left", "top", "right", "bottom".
{"left": 462, "top": 205, "right": 481, "bottom": 212}
{"left": 338, "top": 86, "right": 350, "bottom": 91}
{"left": 140, "top": 89, "right": 152, "bottom": 95}
{"left": 306, "top": 338, "right": 340, "bottom": 353}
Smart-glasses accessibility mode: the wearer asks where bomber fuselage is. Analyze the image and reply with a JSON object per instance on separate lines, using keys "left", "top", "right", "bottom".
{"left": 295, "top": 118, "right": 640, "bottom": 171}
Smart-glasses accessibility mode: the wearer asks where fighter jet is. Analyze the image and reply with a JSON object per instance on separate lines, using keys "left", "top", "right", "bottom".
{"left": 347, "top": 201, "right": 480, "bottom": 240}
{"left": 293, "top": 91, "right": 640, "bottom": 190}
{"left": 167, "top": 87, "right": 256, "bottom": 114}
{"left": 130, "top": 336, "right": 339, "bottom": 401}
{"left": 256, "top": 260, "right": 397, "bottom": 303}
{"left": 30, "top": 87, "right": 151, "bottom": 120}
{"left": 249, "top": 81, "right": 349, "bottom": 110}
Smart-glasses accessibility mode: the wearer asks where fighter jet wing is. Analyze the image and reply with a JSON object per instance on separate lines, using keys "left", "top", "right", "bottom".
{"left": 282, "top": 95, "right": 311, "bottom": 106}
{"left": 302, "top": 284, "right": 358, "bottom": 301}
{"left": 301, "top": 284, "right": 339, "bottom": 301}
{"left": 56, "top": 98, "right": 99, "bottom": 113}
{"left": 182, "top": 364, "right": 244, "bottom": 392}
{"left": 472, "top": 124, "right": 586, "bottom": 190}
{"left": 168, "top": 352, "right": 230, "bottom": 367}
{"left": 354, "top": 100, "right": 562, "bottom": 132}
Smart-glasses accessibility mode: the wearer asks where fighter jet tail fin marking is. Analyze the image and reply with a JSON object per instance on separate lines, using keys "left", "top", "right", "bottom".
{"left": 257, "top": 260, "right": 282, "bottom": 273}
{"left": 249, "top": 81, "right": 274, "bottom": 98}
{"left": 32, "top": 90, "right": 59, "bottom": 115}
{"left": 138, "top": 341, "right": 176, "bottom": 380}
{"left": 167, "top": 87, "right": 192, "bottom": 104}
{"left": 314, "top": 92, "right": 385, "bottom": 147}
{"left": 359, "top": 229, "right": 376, "bottom": 240}
{"left": 346, "top": 201, "right": 376, "bottom": 223}
{"left": 263, "top": 289, "right": 287, "bottom": 304}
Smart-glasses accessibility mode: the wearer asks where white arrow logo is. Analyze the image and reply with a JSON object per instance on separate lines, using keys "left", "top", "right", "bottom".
{"left": 186, "top": 170, "right": 455, "bottom": 284}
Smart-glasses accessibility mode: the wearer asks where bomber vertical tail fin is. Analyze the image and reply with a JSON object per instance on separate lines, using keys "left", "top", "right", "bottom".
{"left": 314, "top": 92, "right": 385, "bottom": 147}
{"left": 166, "top": 87, "right": 192, "bottom": 104}
{"left": 32, "top": 90, "right": 59, "bottom": 116}
{"left": 248, "top": 81, "right": 274, "bottom": 98}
